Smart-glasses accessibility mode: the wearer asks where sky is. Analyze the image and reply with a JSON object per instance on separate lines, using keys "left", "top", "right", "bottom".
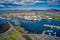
{"left": 0, "top": 0, "right": 60, "bottom": 10}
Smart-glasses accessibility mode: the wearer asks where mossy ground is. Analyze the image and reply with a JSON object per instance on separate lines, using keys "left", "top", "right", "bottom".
{"left": 46, "top": 14, "right": 60, "bottom": 21}
{"left": 5, "top": 31, "right": 25, "bottom": 40}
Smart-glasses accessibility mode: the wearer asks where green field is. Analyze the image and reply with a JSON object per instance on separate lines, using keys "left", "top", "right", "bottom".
{"left": 46, "top": 14, "right": 60, "bottom": 21}
{"left": 5, "top": 31, "right": 25, "bottom": 40}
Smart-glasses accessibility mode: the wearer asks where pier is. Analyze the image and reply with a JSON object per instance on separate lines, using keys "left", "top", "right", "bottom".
{"left": 43, "top": 24, "right": 60, "bottom": 29}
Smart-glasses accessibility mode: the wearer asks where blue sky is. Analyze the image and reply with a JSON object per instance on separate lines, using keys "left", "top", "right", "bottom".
{"left": 0, "top": 0, "right": 60, "bottom": 10}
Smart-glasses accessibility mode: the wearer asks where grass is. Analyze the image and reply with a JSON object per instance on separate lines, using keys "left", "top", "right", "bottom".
{"left": 5, "top": 31, "right": 25, "bottom": 40}
{"left": 3, "top": 24, "right": 28, "bottom": 40}
{"left": 5, "top": 25, "right": 28, "bottom": 40}
{"left": 15, "top": 25, "right": 28, "bottom": 33}
{"left": 46, "top": 14, "right": 60, "bottom": 21}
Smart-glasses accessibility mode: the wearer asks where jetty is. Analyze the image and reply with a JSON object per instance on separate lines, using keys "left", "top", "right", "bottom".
{"left": 43, "top": 24, "right": 60, "bottom": 29}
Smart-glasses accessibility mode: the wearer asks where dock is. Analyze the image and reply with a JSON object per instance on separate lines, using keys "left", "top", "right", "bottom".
{"left": 43, "top": 24, "right": 60, "bottom": 29}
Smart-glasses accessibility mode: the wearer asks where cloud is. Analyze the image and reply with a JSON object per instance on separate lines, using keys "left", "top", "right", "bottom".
{"left": 0, "top": 0, "right": 41, "bottom": 7}
{"left": 47, "top": 0, "right": 60, "bottom": 5}
{"left": 12, "top": 0, "right": 41, "bottom": 5}
{"left": 0, "top": 0, "right": 40, "bottom": 5}
{"left": 0, "top": 4, "right": 5, "bottom": 7}
{"left": 0, "top": 0, "right": 60, "bottom": 7}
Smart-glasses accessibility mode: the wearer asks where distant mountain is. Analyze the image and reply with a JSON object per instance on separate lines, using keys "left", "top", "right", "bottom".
{"left": 0, "top": 9, "right": 60, "bottom": 13}
{"left": 31, "top": 9, "right": 60, "bottom": 12}
{"left": 47, "top": 9, "right": 60, "bottom": 12}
